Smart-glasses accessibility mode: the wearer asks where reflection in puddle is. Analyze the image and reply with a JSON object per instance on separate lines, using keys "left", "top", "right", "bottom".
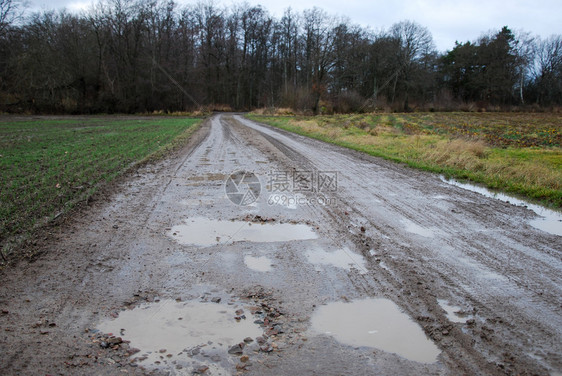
{"left": 306, "top": 247, "right": 368, "bottom": 274}
{"left": 437, "top": 299, "right": 469, "bottom": 323}
{"left": 98, "top": 300, "right": 262, "bottom": 367}
{"left": 170, "top": 217, "right": 318, "bottom": 246}
{"left": 311, "top": 298, "right": 441, "bottom": 364}
{"left": 244, "top": 255, "right": 273, "bottom": 272}
{"left": 402, "top": 219, "right": 434, "bottom": 238}
{"left": 440, "top": 176, "right": 562, "bottom": 236}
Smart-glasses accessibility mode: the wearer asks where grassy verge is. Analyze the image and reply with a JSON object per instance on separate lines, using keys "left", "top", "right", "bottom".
{"left": 247, "top": 112, "right": 562, "bottom": 208}
{"left": 0, "top": 116, "right": 202, "bottom": 256}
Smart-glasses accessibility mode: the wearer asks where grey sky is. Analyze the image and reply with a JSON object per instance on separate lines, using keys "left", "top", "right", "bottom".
{"left": 28, "top": 0, "right": 562, "bottom": 52}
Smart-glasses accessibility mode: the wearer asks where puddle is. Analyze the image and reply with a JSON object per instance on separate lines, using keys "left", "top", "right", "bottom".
{"left": 306, "top": 247, "right": 368, "bottom": 274}
{"left": 401, "top": 219, "right": 434, "bottom": 238}
{"left": 441, "top": 176, "right": 562, "bottom": 236}
{"left": 170, "top": 217, "right": 318, "bottom": 246}
{"left": 437, "top": 299, "right": 469, "bottom": 323}
{"left": 244, "top": 255, "right": 273, "bottom": 272}
{"left": 311, "top": 298, "right": 440, "bottom": 364}
{"left": 98, "top": 300, "right": 262, "bottom": 367}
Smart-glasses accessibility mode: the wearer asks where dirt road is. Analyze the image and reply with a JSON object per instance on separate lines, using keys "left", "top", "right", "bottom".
{"left": 1, "top": 114, "right": 561, "bottom": 375}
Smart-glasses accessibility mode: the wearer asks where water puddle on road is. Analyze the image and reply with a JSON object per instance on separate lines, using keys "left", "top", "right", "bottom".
{"left": 244, "top": 255, "right": 273, "bottom": 272}
{"left": 306, "top": 247, "right": 368, "bottom": 274}
{"left": 437, "top": 299, "right": 470, "bottom": 323}
{"left": 310, "top": 298, "right": 441, "bottom": 364}
{"left": 440, "top": 176, "right": 562, "bottom": 236}
{"left": 401, "top": 219, "right": 434, "bottom": 238}
{"left": 169, "top": 217, "right": 318, "bottom": 247}
{"left": 98, "top": 300, "right": 262, "bottom": 368}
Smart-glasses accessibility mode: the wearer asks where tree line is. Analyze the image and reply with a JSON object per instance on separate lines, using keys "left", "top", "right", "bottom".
{"left": 0, "top": 0, "right": 560, "bottom": 114}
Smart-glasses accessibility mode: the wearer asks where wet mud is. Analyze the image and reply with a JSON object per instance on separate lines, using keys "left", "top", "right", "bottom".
{"left": 0, "top": 114, "right": 560, "bottom": 375}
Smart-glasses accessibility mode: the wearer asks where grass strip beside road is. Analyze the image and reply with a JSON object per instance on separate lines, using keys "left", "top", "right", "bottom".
{"left": 0, "top": 116, "right": 202, "bottom": 255}
{"left": 247, "top": 113, "right": 562, "bottom": 208}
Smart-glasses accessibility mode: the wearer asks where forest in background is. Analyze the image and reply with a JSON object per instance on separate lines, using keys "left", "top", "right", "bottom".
{"left": 0, "top": 0, "right": 561, "bottom": 114}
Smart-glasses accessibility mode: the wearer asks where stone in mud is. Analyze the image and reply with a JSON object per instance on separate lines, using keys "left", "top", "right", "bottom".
{"left": 195, "top": 365, "right": 209, "bottom": 374}
{"left": 211, "top": 297, "right": 221, "bottom": 303}
{"left": 256, "top": 336, "right": 266, "bottom": 345}
{"left": 228, "top": 343, "right": 245, "bottom": 355}
{"left": 107, "top": 337, "right": 123, "bottom": 345}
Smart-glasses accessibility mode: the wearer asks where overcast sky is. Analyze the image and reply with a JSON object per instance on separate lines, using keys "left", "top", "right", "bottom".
{"left": 27, "top": 0, "right": 562, "bottom": 52}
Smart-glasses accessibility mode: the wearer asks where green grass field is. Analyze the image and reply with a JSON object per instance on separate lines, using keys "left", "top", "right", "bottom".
{"left": 247, "top": 112, "right": 562, "bottom": 208}
{"left": 0, "top": 116, "right": 201, "bottom": 252}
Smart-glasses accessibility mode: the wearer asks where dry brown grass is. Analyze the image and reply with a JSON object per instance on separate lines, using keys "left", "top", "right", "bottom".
{"left": 249, "top": 113, "right": 562, "bottom": 206}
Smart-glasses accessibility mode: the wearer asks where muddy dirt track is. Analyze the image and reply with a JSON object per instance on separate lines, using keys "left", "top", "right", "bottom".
{"left": 1, "top": 114, "right": 561, "bottom": 375}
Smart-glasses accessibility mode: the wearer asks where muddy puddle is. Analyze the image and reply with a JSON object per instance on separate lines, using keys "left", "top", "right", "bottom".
{"left": 97, "top": 299, "right": 262, "bottom": 371}
{"left": 310, "top": 298, "right": 441, "bottom": 364}
{"left": 401, "top": 219, "right": 434, "bottom": 238}
{"left": 244, "top": 255, "right": 273, "bottom": 272}
{"left": 306, "top": 246, "right": 368, "bottom": 274}
{"left": 440, "top": 176, "right": 562, "bottom": 236}
{"left": 170, "top": 217, "right": 318, "bottom": 246}
{"left": 437, "top": 299, "right": 471, "bottom": 323}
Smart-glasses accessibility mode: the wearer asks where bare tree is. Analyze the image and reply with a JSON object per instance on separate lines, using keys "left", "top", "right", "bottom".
{"left": 0, "top": 0, "right": 24, "bottom": 37}
{"left": 531, "top": 35, "right": 562, "bottom": 105}
{"left": 512, "top": 31, "right": 535, "bottom": 104}
{"left": 389, "top": 20, "right": 435, "bottom": 110}
{"left": 302, "top": 7, "right": 336, "bottom": 113}
{"left": 0, "top": 0, "right": 560, "bottom": 113}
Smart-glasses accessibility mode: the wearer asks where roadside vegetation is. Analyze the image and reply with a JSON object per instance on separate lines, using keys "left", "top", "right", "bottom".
{"left": 0, "top": 116, "right": 201, "bottom": 257}
{"left": 247, "top": 112, "right": 562, "bottom": 208}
